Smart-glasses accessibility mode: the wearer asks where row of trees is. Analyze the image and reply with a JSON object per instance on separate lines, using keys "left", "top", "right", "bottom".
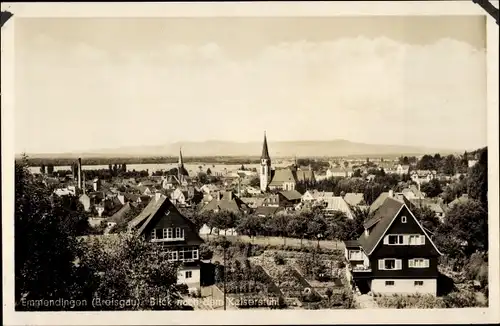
{"left": 416, "top": 153, "right": 470, "bottom": 175}
{"left": 183, "top": 206, "right": 369, "bottom": 244}
{"left": 15, "top": 160, "right": 186, "bottom": 311}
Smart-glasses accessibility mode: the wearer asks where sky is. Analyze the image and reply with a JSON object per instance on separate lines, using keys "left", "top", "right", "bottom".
{"left": 14, "top": 16, "right": 487, "bottom": 154}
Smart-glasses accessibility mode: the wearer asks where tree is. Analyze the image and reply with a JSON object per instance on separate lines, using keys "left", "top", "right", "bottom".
{"left": 441, "top": 155, "right": 456, "bottom": 176}
{"left": 122, "top": 163, "right": 127, "bottom": 173}
{"left": 15, "top": 162, "right": 92, "bottom": 310}
{"left": 420, "top": 179, "right": 443, "bottom": 198}
{"left": 467, "top": 147, "right": 487, "bottom": 206}
{"left": 417, "top": 155, "right": 435, "bottom": 170}
{"left": 412, "top": 205, "right": 440, "bottom": 234}
{"left": 436, "top": 199, "right": 487, "bottom": 257}
{"left": 363, "top": 183, "right": 386, "bottom": 206}
{"left": 206, "top": 168, "right": 212, "bottom": 176}
{"left": 78, "top": 233, "right": 183, "bottom": 310}
{"left": 353, "top": 169, "right": 362, "bottom": 178}
{"left": 39, "top": 164, "right": 46, "bottom": 174}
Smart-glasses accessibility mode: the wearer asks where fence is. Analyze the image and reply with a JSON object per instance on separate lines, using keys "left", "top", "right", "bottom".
{"left": 204, "top": 234, "right": 345, "bottom": 251}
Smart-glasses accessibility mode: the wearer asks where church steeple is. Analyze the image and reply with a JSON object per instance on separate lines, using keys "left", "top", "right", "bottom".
{"left": 178, "top": 147, "right": 186, "bottom": 184}
{"left": 261, "top": 131, "right": 271, "bottom": 161}
{"left": 259, "top": 131, "right": 272, "bottom": 192}
{"left": 178, "top": 147, "right": 184, "bottom": 167}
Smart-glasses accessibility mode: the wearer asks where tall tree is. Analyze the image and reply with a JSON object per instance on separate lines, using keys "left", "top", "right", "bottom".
{"left": 420, "top": 179, "right": 443, "bottom": 198}
{"left": 15, "top": 163, "right": 91, "bottom": 310}
{"left": 467, "top": 147, "right": 487, "bottom": 206}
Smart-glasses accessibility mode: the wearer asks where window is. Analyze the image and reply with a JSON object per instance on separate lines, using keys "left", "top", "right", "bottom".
{"left": 166, "top": 228, "right": 173, "bottom": 239}
{"left": 167, "top": 251, "right": 178, "bottom": 261}
{"left": 409, "top": 259, "right": 430, "bottom": 268}
{"left": 385, "top": 281, "right": 395, "bottom": 286}
{"left": 185, "top": 271, "right": 192, "bottom": 279}
{"left": 175, "top": 227, "right": 182, "bottom": 238}
{"left": 151, "top": 229, "right": 157, "bottom": 240}
{"left": 386, "top": 235, "right": 404, "bottom": 245}
{"left": 414, "top": 281, "right": 424, "bottom": 286}
{"left": 401, "top": 216, "right": 407, "bottom": 223}
{"left": 409, "top": 235, "right": 425, "bottom": 245}
{"left": 379, "top": 259, "right": 402, "bottom": 270}
{"left": 162, "top": 228, "right": 168, "bottom": 239}
{"left": 193, "top": 249, "right": 199, "bottom": 260}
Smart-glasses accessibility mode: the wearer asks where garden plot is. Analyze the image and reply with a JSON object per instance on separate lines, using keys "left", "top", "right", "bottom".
{"left": 215, "top": 259, "right": 282, "bottom": 309}
{"left": 250, "top": 251, "right": 322, "bottom": 307}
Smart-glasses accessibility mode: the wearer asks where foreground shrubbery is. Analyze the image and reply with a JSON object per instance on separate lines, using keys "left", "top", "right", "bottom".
{"left": 375, "top": 291, "right": 487, "bottom": 309}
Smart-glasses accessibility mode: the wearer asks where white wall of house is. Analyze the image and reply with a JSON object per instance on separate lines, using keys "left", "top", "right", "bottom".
{"left": 371, "top": 279, "right": 437, "bottom": 296}
{"left": 177, "top": 266, "right": 201, "bottom": 291}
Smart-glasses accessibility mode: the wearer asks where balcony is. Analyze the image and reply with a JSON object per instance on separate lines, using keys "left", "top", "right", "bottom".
{"left": 351, "top": 264, "right": 372, "bottom": 272}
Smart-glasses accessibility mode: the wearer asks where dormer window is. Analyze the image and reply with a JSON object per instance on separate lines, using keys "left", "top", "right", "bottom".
{"left": 401, "top": 216, "right": 407, "bottom": 223}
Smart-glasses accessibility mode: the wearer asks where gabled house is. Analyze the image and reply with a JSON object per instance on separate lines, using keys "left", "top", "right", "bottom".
{"left": 410, "top": 170, "right": 437, "bottom": 184}
{"left": 395, "top": 164, "right": 410, "bottom": 176}
{"left": 322, "top": 196, "right": 354, "bottom": 219}
{"left": 137, "top": 186, "right": 153, "bottom": 196}
{"left": 343, "top": 193, "right": 365, "bottom": 207}
{"left": 254, "top": 205, "right": 284, "bottom": 218}
{"left": 326, "top": 167, "right": 353, "bottom": 178}
{"left": 170, "top": 187, "right": 190, "bottom": 207}
{"left": 344, "top": 195, "right": 442, "bottom": 296}
{"left": 200, "top": 191, "right": 251, "bottom": 215}
{"left": 301, "top": 190, "right": 335, "bottom": 203}
{"left": 128, "top": 193, "right": 204, "bottom": 292}
{"left": 278, "top": 190, "right": 303, "bottom": 207}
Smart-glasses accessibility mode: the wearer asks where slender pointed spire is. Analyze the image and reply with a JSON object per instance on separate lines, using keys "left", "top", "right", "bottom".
{"left": 178, "top": 147, "right": 184, "bottom": 166}
{"left": 261, "top": 131, "right": 270, "bottom": 160}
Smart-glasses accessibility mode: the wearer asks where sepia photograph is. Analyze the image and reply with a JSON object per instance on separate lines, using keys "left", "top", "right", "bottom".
{"left": 2, "top": 1, "right": 499, "bottom": 325}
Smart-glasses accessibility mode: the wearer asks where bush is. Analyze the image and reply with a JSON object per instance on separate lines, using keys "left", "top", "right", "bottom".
{"left": 443, "top": 290, "right": 483, "bottom": 308}
{"left": 199, "top": 243, "right": 214, "bottom": 260}
{"left": 274, "top": 253, "right": 286, "bottom": 265}
{"left": 376, "top": 294, "right": 446, "bottom": 309}
{"left": 177, "top": 284, "right": 189, "bottom": 295}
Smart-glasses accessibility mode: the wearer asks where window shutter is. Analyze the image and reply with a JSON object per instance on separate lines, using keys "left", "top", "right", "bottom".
{"left": 383, "top": 236, "right": 389, "bottom": 244}
{"left": 408, "top": 259, "right": 414, "bottom": 268}
{"left": 421, "top": 235, "right": 426, "bottom": 245}
{"left": 378, "top": 259, "right": 384, "bottom": 270}
{"left": 424, "top": 259, "right": 430, "bottom": 268}
{"left": 403, "top": 235, "right": 409, "bottom": 245}
{"left": 395, "top": 259, "right": 402, "bottom": 270}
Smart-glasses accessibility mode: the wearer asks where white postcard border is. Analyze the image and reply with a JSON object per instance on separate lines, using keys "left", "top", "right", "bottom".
{"left": 1, "top": 1, "right": 499, "bottom": 325}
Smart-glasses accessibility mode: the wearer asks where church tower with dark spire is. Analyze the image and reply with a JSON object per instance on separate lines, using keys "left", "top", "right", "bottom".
{"left": 178, "top": 147, "right": 186, "bottom": 184}
{"left": 260, "top": 131, "right": 272, "bottom": 192}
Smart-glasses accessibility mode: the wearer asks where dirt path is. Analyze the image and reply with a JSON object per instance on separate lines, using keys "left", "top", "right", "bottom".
{"left": 354, "top": 294, "right": 378, "bottom": 308}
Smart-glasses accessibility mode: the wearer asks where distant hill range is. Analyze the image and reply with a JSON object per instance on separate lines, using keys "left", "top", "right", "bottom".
{"left": 21, "top": 140, "right": 461, "bottom": 159}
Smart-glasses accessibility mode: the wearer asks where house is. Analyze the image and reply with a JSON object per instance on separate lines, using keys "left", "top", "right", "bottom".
{"left": 78, "top": 193, "right": 91, "bottom": 212}
{"left": 254, "top": 205, "right": 284, "bottom": 217}
{"left": 279, "top": 190, "right": 303, "bottom": 207}
{"left": 344, "top": 194, "right": 442, "bottom": 296}
{"left": 468, "top": 159, "right": 478, "bottom": 168}
{"left": 448, "top": 194, "right": 469, "bottom": 210}
{"left": 170, "top": 187, "right": 190, "bottom": 207}
{"left": 128, "top": 193, "right": 204, "bottom": 292}
{"left": 410, "top": 170, "right": 437, "bottom": 184}
{"left": 409, "top": 199, "right": 446, "bottom": 223}
{"left": 343, "top": 193, "right": 365, "bottom": 207}
{"left": 322, "top": 197, "right": 354, "bottom": 219}
{"left": 401, "top": 185, "right": 425, "bottom": 200}
{"left": 301, "top": 190, "right": 335, "bottom": 203}
{"left": 199, "top": 184, "right": 220, "bottom": 195}
{"left": 240, "top": 197, "right": 265, "bottom": 209}
{"left": 200, "top": 191, "right": 251, "bottom": 215}
{"left": 326, "top": 167, "right": 353, "bottom": 178}
{"left": 105, "top": 202, "right": 131, "bottom": 230}
{"left": 244, "top": 186, "right": 262, "bottom": 196}
{"left": 395, "top": 164, "right": 410, "bottom": 175}
{"left": 137, "top": 186, "right": 153, "bottom": 196}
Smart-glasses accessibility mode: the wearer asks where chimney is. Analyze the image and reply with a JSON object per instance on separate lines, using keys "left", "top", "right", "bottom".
{"left": 155, "top": 191, "right": 162, "bottom": 202}
{"left": 77, "top": 158, "right": 82, "bottom": 189}
{"left": 217, "top": 191, "right": 221, "bottom": 201}
{"left": 388, "top": 190, "right": 394, "bottom": 198}
{"left": 82, "top": 172, "right": 86, "bottom": 194}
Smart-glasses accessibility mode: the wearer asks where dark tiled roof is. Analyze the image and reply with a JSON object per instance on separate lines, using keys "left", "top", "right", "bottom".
{"left": 106, "top": 202, "right": 131, "bottom": 223}
{"left": 295, "top": 169, "right": 315, "bottom": 182}
{"left": 344, "top": 239, "right": 360, "bottom": 248}
{"left": 358, "top": 197, "right": 404, "bottom": 255}
{"left": 255, "top": 206, "right": 283, "bottom": 217}
{"left": 279, "top": 190, "right": 302, "bottom": 201}
{"left": 200, "top": 192, "right": 250, "bottom": 214}
{"left": 368, "top": 192, "right": 389, "bottom": 214}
